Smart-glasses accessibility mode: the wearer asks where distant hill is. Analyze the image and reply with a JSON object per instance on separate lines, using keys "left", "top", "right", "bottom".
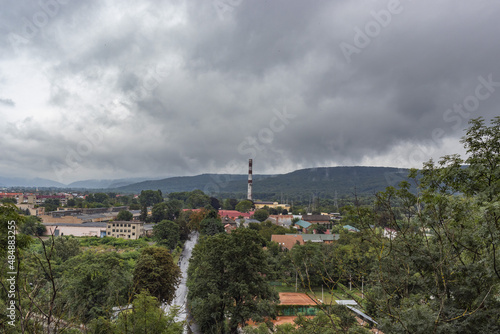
{"left": 0, "top": 176, "right": 66, "bottom": 188}
{"left": 113, "top": 174, "right": 273, "bottom": 194}
{"left": 67, "top": 177, "right": 158, "bottom": 189}
{"left": 1, "top": 166, "right": 412, "bottom": 198}
{"left": 113, "top": 167, "right": 411, "bottom": 199}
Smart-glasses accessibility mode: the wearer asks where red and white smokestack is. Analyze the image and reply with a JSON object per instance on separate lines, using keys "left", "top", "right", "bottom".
{"left": 247, "top": 159, "right": 253, "bottom": 201}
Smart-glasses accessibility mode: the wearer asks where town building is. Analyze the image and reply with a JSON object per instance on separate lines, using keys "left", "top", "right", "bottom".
{"left": 299, "top": 234, "right": 340, "bottom": 244}
{"left": 268, "top": 215, "right": 294, "bottom": 226}
{"left": 44, "top": 222, "right": 107, "bottom": 237}
{"left": 294, "top": 220, "right": 312, "bottom": 233}
{"left": 301, "top": 215, "right": 334, "bottom": 229}
{"left": 106, "top": 221, "right": 145, "bottom": 240}
{"left": 253, "top": 201, "right": 291, "bottom": 211}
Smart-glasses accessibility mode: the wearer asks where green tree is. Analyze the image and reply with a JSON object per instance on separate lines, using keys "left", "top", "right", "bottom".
{"left": 209, "top": 197, "right": 221, "bottom": 211}
{"left": 20, "top": 216, "right": 46, "bottom": 236}
{"left": 60, "top": 251, "right": 133, "bottom": 322}
{"left": 115, "top": 291, "right": 183, "bottom": 334}
{"left": 223, "top": 198, "right": 238, "bottom": 210}
{"left": 116, "top": 210, "right": 133, "bottom": 221}
{"left": 129, "top": 202, "right": 141, "bottom": 210}
{"left": 139, "top": 190, "right": 163, "bottom": 207}
{"left": 43, "top": 198, "right": 60, "bottom": 212}
{"left": 199, "top": 217, "right": 224, "bottom": 236}
{"left": 187, "top": 190, "right": 210, "bottom": 209}
{"left": 66, "top": 198, "right": 76, "bottom": 207}
{"left": 0, "top": 197, "right": 17, "bottom": 204}
{"left": 315, "top": 224, "right": 327, "bottom": 234}
{"left": 253, "top": 209, "right": 269, "bottom": 222}
{"left": 87, "top": 291, "right": 183, "bottom": 334}
{"left": 139, "top": 204, "right": 148, "bottom": 221}
{"left": 151, "top": 200, "right": 182, "bottom": 223}
{"left": 53, "top": 236, "right": 81, "bottom": 262}
{"left": 345, "top": 117, "right": 500, "bottom": 333}
{"left": 153, "top": 220, "right": 180, "bottom": 249}
{"left": 0, "top": 204, "right": 30, "bottom": 258}
{"left": 133, "top": 247, "right": 181, "bottom": 304}
{"left": 188, "top": 229, "right": 279, "bottom": 333}
{"left": 235, "top": 200, "right": 253, "bottom": 213}
{"left": 88, "top": 193, "right": 109, "bottom": 204}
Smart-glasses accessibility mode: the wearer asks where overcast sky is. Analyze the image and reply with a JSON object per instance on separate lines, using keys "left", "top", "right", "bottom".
{"left": 1, "top": 0, "right": 499, "bottom": 183}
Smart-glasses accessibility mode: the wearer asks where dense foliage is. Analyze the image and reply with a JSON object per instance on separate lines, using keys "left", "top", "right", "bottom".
{"left": 133, "top": 247, "right": 181, "bottom": 304}
{"left": 188, "top": 229, "right": 279, "bottom": 333}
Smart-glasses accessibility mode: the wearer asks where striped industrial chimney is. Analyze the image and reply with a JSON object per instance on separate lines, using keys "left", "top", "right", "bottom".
{"left": 247, "top": 159, "right": 253, "bottom": 201}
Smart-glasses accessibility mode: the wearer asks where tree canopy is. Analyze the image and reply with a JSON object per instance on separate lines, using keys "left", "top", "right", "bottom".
{"left": 235, "top": 200, "right": 253, "bottom": 213}
{"left": 153, "top": 220, "right": 180, "bottom": 249}
{"left": 116, "top": 210, "right": 133, "bottom": 221}
{"left": 188, "top": 229, "right": 279, "bottom": 333}
{"left": 133, "top": 247, "right": 181, "bottom": 305}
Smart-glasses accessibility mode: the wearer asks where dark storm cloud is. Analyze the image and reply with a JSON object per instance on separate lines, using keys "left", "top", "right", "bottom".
{"left": 1, "top": 0, "right": 500, "bottom": 182}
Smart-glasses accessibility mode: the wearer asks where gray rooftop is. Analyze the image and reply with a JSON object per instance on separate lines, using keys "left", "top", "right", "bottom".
{"left": 43, "top": 222, "right": 107, "bottom": 228}
{"left": 299, "top": 234, "right": 340, "bottom": 242}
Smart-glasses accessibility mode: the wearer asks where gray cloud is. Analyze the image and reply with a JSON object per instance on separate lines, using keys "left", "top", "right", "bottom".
{"left": 0, "top": 98, "right": 15, "bottom": 107}
{"left": 1, "top": 0, "right": 499, "bottom": 183}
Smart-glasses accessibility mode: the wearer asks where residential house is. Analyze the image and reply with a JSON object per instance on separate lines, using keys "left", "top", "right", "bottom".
{"left": 271, "top": 234, "right": 304, "bottom": 250}
{"left": 294, "top": 220, "right": 312, "bottom": 233}
{"left": 221, "top": 215, "right": 238, "bottom": 227}
{"left": 301, "top": 215, "right": 334, "bottom": 229}
{"left": 268, "top": 215, "right": 294, "bottom": 227}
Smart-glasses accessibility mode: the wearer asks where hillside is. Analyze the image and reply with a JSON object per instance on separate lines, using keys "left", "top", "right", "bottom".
{"left": 0, "top": 176, "right": 66, "bottom": 188}
{"left": 113, "top": 166, "right": 411, "bottom": 199}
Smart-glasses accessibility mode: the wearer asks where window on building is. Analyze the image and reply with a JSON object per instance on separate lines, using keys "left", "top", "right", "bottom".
{"left": 112, "top": 229, "right": 115, "bottom": 232}
{"left": 128, "top": 235, "right": 130, "bottom": 238}
{"left": 132, "top": 233, "right": 135, "bottom": 236}
{"left": 132, "top": 226, "right": 136, "bottom": 229}
{"left": 108, "top": 232, "right": 110, "bottom": 235}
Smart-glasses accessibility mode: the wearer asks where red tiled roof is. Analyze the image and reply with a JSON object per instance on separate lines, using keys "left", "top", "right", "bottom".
{"left": 271, "top": 234, "right": 304, "bottom": 250}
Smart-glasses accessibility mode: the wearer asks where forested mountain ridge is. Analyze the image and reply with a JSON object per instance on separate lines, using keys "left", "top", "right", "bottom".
{"left": 113, "top": 166, "right": 411, "bottom": 199}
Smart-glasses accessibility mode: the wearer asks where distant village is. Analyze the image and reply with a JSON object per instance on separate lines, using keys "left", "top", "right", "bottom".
{"left": 0, "top": 160, "right": 399, "bottom": 331}
{"left": 0, "top": 190, "right": 381, "bottom": 241}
